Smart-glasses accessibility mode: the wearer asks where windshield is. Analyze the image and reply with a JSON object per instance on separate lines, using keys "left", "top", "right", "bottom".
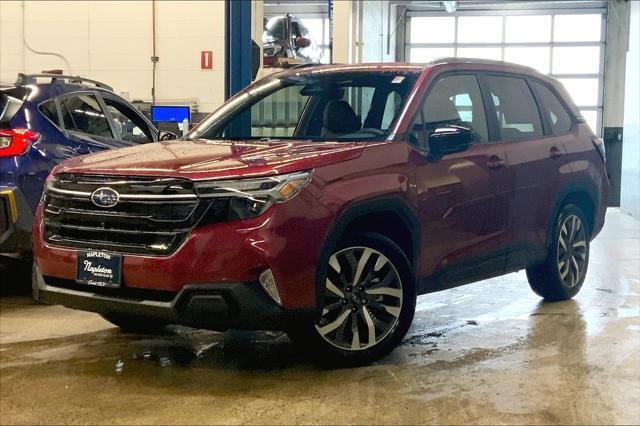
{"left": 187, "top": 71, "right": 418, "bottom": 142}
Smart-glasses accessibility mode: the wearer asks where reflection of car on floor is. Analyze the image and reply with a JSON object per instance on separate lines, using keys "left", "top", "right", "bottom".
{"left": 32, "top": 59, "right": 608, "bottom": 366}
{"left": 263, "top": 13, "right": 323, "bottom": 67}
{"left": 0, "top": 74, "right": 173, "bottom": 259}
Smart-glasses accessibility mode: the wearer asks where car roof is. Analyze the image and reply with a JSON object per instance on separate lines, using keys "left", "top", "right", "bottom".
{"left": 1, "top": 73, "right": 115, "bottom": 104}
{"left": 276, "top": 57, "right": 544, "bottom": 79}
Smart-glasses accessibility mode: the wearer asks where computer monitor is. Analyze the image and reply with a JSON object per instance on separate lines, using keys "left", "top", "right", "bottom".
{"left": 150, "top": 105, "right": 191, "bottom": 123}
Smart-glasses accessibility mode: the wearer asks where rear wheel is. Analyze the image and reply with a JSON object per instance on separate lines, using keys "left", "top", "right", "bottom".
{"left": 527, "top": 204, "right": 590, "bottom": 301}
{"left": 101, "top": 313, "right": 167, "bottom": 334}
{"left": 288, "top": 232, "right": 416, "bottom": 366}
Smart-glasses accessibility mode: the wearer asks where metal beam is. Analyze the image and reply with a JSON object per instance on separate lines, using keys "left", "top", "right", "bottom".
{"left": 225, "top": 0, "right": 252, "bottom": 100}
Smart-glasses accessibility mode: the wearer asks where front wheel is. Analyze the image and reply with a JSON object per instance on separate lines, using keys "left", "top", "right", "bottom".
{"left": 526, "top": 204, "right": 590, "bottom": 301}
{"left": 288, "top": 232, "right": 416, "bottom": 366}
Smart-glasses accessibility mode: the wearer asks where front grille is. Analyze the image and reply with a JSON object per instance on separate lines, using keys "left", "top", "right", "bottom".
{"left": 44, "top": 173, "right": 229, "bottom": 255}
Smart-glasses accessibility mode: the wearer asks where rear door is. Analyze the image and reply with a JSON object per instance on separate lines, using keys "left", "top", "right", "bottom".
{"left": 481, "top": 74, "right": 571, "bottom": 269}
{"left": 58, "top": 92, "right": 129, "bottom": 154}
{"left": 413, "top": 73, "right": 511, "bottom": 285}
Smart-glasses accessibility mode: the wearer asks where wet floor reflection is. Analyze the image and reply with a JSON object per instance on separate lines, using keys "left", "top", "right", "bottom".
{"left": 0, "top": 209, "right": 638, "bottom": 424}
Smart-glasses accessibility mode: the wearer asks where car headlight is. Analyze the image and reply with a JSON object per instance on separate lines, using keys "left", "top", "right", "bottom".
{"left": 194, "top": 171, "right": 312, "bottom": 220}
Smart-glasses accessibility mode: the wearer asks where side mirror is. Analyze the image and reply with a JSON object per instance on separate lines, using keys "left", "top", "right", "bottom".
{"left": 428, "top": 126, "right": 474, "bottom": 159}
{"left": 295, "top": 36, "right": 311, "bottom": 48}
{"left": 158, "top": 131, "right": 178, "bottom": 141}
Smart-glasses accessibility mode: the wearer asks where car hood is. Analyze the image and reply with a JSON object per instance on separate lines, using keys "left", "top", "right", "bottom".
{"left": 54, "top": 139, "right": 366, "bottom": 180}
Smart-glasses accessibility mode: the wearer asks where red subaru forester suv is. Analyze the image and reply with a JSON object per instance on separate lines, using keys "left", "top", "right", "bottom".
{"left": 33, "top": 59, "right": 608, "bottom": 365}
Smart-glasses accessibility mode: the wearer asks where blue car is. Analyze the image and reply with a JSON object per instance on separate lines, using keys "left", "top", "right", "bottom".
{"left": 0, "top": 73, "right": 173, "bottom": 258}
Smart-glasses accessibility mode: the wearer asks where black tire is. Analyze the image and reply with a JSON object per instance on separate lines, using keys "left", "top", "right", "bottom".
{"left": 526, "top": 204, "right": 590, "bottom": 301}
{"left": 100, "top": 313, "right": 167, "bottom": 334}
{"left": 287, "top": 232, "right": 416, "bottom": 367}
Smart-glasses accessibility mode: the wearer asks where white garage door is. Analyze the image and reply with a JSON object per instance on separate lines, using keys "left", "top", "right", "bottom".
{"left": 405, "top": 10, "right": 606, "bottom": 135}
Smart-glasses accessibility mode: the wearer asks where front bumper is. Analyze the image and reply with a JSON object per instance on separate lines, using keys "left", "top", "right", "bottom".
{"left": 0, "top": 186, "right": 33, "bottom": 255}
{"left": 33, "top": 188, "right": 334, "bottom": 310}
{"left": 33, "top": 266, "right": 314, "bottom": 330}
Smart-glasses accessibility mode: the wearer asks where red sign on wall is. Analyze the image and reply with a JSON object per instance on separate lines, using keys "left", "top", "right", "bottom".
{"left": 201, "top": 51, "right": 213, "bottom": 70}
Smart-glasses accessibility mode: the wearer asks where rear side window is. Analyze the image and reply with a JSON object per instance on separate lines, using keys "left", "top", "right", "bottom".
{"left": 39, "top": 100, "right": 60, "bottom": 127}
{"left": 484, "top": 76, "right": 543, "bottom": 141}
{"left": 59, "top": 94, "right": 113, "bottom": 138}
{"left": 0, "top": 93, "right": 24, "bottom": 127}
{"left": 530, "top": 81, "right": 573, "bottom": 135}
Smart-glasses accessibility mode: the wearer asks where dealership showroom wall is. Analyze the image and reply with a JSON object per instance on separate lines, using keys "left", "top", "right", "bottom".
{"left": 0, "top": 0, "right": 639, "bottom": 424}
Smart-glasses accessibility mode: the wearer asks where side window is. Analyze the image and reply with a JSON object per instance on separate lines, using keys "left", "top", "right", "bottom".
{"left": 484, "top": 76, "right": 544, "bottom": 141}
{"left": 103, "top": 98, "right": 153, "bottom": 143}
{"left": 59, "top": 94, "right": 113, "bottom": 138}
{"left": 39, "top": 100, "right": 60, "bottom": 127}
{"left": 530, "top": 81, "right": 573, "bottom": 135}
{"left": 414, "top": 74, "right": 488, "bottom": 144}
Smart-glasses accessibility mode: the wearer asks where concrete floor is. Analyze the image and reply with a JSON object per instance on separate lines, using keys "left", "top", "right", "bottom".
{"left": 0, "top": 209, "right": 638, "bottom": 425}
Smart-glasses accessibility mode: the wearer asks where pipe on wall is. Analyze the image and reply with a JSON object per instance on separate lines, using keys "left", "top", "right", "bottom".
{"left": 151, "top": 0, "right": 158, "bottom": 104}
{"left": 20, "top": 0, "right": 72, "bottom": 74}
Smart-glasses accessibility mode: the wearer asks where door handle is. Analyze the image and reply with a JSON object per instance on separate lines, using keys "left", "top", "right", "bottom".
{"left": 486, "top": 155, "right": 506, "bottom": 169}
{"left": 549, "top": 146, "right": 563, "bottom": 159}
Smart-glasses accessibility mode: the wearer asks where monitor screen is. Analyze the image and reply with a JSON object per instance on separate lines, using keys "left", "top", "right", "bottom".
{"left": 151, "top": 105, "right": 190, "bottom": 123}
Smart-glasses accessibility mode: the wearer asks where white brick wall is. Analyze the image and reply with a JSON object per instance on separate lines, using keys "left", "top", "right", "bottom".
{"left": 0, "top": 0, "right": 226, "bottom": 112}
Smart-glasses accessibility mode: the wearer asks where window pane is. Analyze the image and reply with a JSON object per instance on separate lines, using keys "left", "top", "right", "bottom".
{"left": 580, "top": 110, "right": 598, "bottom": 134}
{"left": 485, "top": 76, "right": 544, "bottom": 140}
{"left": 410, "top": 47, "right": 454, "bottom": 63}
{"left": 505, "top": 15, "right": 551, "bottom": 43}
{"left": 410, "top": 17, "right": 455, "bottom": 43}
{"left": 552, "top": 46, "right": 600, "bottom": 74}
{"left": 39, "top": 100, "right": 59, "bottom": 127}
{"left": 104, "top": 98, "right": 152, "bottom": 144}
{"left": 531, "top": 81, "right": 573, "bottom": 135}
{"left": 504, "top": 47, "right": 550, "bottom": 73}
{"left": 558, "top": 78, "right": 599, "bottom": 106}
{"left": 457, "top": 47, "right": 502, "bottom": 61}
{"left": 458, "top": 16, "right": 502, "bottom": 43}
{"left": 60, "top": 95, "right": 113, "bottom": 138}
{"left": 324, "top": 19, "right": 330, "bottom": 45}
{"left": 421, "top": 74, "right": 488, "bottom": 143}
{"left": 554, "top": 14, "right": 602, "bottom": 42}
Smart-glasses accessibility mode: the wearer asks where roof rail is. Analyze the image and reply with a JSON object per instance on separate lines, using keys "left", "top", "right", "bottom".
{"left": 14, "top": 73, "right": 114, "bottom": 91}
{"left": 288, "top": 63, "right": 323, "bottom": 69}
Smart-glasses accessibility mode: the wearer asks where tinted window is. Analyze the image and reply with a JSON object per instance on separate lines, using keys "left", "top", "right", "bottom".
{"left": 484, "top": 76, "right": 543, "bottom": 141}
{"left": 416, "top": 74, "right": 488, "bottom": 143}
{"left": 103, "top": 97, "right": 153, "bottom": 143}
{"left": 39, "top": 100, "right": 59, "bottom": 127}
{"left": 59, "top": 95, "right": 113, "bottom": 138}
{"left": 531, "top": 81, "right": 573, "bottom": 135}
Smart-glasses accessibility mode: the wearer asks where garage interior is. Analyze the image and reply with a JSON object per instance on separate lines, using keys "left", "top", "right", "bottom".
{"left": 0, "top": 0, "right": 638, "bottom": 424}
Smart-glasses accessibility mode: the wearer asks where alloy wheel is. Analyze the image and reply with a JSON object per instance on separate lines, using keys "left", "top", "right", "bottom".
{"left": 557, "top": 214, "right": 588, "bottom": 288}
{"left": 315, "top": 246, "right": 403, "bottom": 351}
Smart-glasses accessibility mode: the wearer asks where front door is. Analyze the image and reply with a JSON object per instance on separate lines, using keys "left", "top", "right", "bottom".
{"left": 411, "top": 74, "right": 511, "bottom": 287}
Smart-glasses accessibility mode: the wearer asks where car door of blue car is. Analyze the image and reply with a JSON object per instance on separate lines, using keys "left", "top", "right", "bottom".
{"left": 98, "top": 92, "right": 158, "bottom": 145}
{"left": 57, "top": 91, "right": 132, "bottom": 155}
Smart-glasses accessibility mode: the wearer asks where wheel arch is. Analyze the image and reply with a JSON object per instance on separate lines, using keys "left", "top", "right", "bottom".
{"left": 548, "top": 182, "right": 598, "bottom": 246}
{"left": 315, "top": 195, "right": 419, "bottom": 309}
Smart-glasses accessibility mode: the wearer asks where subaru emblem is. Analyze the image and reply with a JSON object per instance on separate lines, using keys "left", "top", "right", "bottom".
{"left": 91, "top": 187, "right": 119, "bottom": 208}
